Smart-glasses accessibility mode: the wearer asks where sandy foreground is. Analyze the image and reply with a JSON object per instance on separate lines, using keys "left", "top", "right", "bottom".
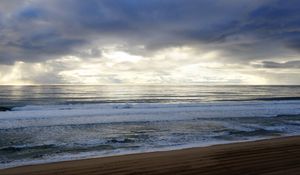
{"left": 1, "top": 136, "right": 300, "bottom": 175}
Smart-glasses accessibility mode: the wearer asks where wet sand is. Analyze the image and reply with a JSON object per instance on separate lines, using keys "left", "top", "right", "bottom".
{"left": 1, "top": 136, "right": 300, "bottom": 175}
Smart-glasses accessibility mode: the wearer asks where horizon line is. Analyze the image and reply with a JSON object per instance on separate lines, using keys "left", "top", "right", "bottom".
{"left": 0, "top": 84, "right": 299, "bottom": 86}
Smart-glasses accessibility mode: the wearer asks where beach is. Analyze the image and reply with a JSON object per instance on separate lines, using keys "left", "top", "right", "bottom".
{"left": 1, "top": 136, "right": 299, "bottom": 175}
{"left": 1, "top": 85, "right": 300, "bottom": 173}
{"left": 1, "top": 0, "right": 300, "bottom": 173}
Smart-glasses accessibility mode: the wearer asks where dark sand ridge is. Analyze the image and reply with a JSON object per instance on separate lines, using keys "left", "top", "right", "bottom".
{"left": 1, "top": 136, "right": 300, "bottom": 175}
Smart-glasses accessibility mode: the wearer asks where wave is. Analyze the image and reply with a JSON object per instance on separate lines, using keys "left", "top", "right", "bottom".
{"left": 1, "top": 97, "right": 299, "bottom": 112}
{"left": 221, "top": 96, "right": 300, "bottom": 101}
{"left": 254, "top": 97, "right": 300, "bottom": 101}
{"left": 0, "top": 100, "right": 300, "bottom": 129}
{"left": 0, "top": 144, "right": 57, "bottom": 153}
{"left": 0, "top": 107, "right": 12, "bottom": 111}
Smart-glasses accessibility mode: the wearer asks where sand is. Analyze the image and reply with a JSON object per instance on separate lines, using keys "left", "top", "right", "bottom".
{"left": 1, "top": 136, "right": 300, "bottom": 175}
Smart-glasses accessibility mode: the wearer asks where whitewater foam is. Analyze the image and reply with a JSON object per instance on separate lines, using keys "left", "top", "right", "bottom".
{"left": 0, "top": 101, "right": 299, "bottom": 129}
{"left": 1, "top": 99, "right": 300, "bottom": 170}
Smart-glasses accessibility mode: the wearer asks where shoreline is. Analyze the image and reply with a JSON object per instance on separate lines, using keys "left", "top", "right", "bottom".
{"left": 0, "top": 136, "right": 283, "bottom": 170}
{"left": 1, "top": 136, "right": 300, "bottom": 175}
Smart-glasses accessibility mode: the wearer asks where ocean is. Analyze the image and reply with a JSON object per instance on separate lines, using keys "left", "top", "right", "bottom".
{"left": 0, "top": 85, "right": 300, "bottom": 168}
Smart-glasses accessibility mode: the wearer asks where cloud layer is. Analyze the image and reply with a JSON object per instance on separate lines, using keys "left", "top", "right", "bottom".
{"left": 0, "top": 0, "right": 299, "bottom": 84}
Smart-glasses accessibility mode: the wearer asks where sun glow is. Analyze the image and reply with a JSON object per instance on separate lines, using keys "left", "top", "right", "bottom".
{"left": 103, "top": 51, "right": 143, "bottom": 63}
{"left": 0, "top": 62, "right": 33, "bottom": 85}
{"left": 0, "top": 46, "right": 289, "bottom": 85}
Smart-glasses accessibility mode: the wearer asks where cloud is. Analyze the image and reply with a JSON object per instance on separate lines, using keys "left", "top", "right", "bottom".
{"left": 254, "top": 60, "right": 300, "bottom": 69}
{"left": 0, "top": 0, "right": 274, "bottom": 64}
{"left": 0, "top": 0, "right": 299, "bottom": 84}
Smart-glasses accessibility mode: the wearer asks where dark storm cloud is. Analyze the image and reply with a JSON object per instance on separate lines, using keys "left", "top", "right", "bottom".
{"left": 0, "top": 0, "right": 300, "bottom": 64}
{"left": 224, "top": 0, "right": 300, "bottom": 52}
{"left": 256, "top": 60, "right": 300, "bottom": 69}
{"left": 0, "top": 3, "right": 86, "bottom": 64}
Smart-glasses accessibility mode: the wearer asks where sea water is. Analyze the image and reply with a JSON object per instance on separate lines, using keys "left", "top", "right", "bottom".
{"left": 0, "top": 85, "right": 300, "bottom": 168}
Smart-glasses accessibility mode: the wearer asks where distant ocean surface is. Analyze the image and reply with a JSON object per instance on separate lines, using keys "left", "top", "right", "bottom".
{"left": 1, "top": 85, "right": 300, "bottom": 169}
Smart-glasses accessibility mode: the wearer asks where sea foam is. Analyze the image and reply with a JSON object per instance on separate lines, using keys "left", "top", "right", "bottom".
{"left": 0, "top": 100, "right": 299, "bottom": 129}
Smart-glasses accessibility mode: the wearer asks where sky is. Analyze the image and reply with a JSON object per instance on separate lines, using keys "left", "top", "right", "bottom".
{"left": 0, "top": 0, "right": 299, "bottom": 85}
